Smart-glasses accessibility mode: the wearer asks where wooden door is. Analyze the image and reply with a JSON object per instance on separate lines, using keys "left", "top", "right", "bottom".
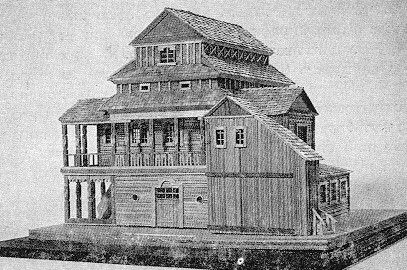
{"left": 155, "top": 187, "right": 179, "bottom": 227}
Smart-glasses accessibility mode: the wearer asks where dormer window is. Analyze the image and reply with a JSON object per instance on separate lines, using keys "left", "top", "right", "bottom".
{"left": 159, "top": 46, "right": 175, "bottom": 64}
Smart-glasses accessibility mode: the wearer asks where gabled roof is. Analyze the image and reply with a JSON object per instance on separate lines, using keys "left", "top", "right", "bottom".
{"left": 206, "top": 95, "right": 323, "bottom": 161}
{"left": 130, "top": 8, "right": 274, "bottom": 55}
{"left": 319, "top": 164, "right": 351, "bottom": 178}
{"left": 109, "top": 56, "right": 293, "bottom": 85}
{"left": 99, "top": 86, "right": 227, "bottom": 113}
{"left": 235, "top": 86, "right": 317, "bottom": 115}
{"left": 59, "top": 98, "right": 110, "bottom": 124}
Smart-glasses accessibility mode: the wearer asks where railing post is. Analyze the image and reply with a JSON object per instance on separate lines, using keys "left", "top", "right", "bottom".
{"left": 74, "top": 124, "right": 82, "bottom": 166}
{"left": 62, "top": 125, "right": 69, "bottom": 166}
{"left": 149, "top": 119, "right": 154, "bottom": 166}
{"left": 111, "top": 123, "right": 116, "bottom": 166}
{"left": 82, "top": 125, "right": 88, "bottom": 166}
{"left": 76, "top": 181, "right": 82, "bottom": 218}
{"left": 124, "top": 122, "right": 130, "bottom": 166}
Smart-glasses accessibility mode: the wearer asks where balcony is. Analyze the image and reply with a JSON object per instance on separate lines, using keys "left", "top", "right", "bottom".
{"left": 65, "top": 151, "right": 205, "bottom": 167}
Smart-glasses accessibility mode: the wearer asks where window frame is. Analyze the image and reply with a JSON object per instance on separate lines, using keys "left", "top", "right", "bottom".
{"left": 139, "top": 83, "right": 150, "bottom": 92}
{"left": 214, "top": 126, "right": 226, "bottom": 149}
{"left": 330, "top": 181, "right": 338, "bottom": 202}
{"left": 158, "top": 45, "right": 176, "bottom": 65}
{"left": 163, "top": 121, "right": 175, "bottom": 146}
{"left": 319, "top": 182, "right": 328, "bottom": 204}
{"left": 296, "top": 124, "right": 309, "bottom": 144}
{"left": 234, "top": 126, "right": 247, "bottom": 148}
{"left": 180, "top": 81, "right": 191, "bottom": 90}
{"left": 339, "top": 178, "right": 348, "bottom": 201}
{"left": 130, "top": 83, "right": 137, "bottom": 94}
{"left": 104, "top": 127, "right": 112, "bottom": 144}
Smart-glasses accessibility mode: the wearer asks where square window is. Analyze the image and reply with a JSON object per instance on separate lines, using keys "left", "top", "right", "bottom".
{"left": 215, "top": 127, "right": 226, "bottom": 148}
{"left": 139, "top": 83, "right": 150, "bottom": 92}
{"left": 180, "top": 81, "right": 191, "bottom": 90}
{"left": 235, "top": 127, "right": 246, "bottom": 147}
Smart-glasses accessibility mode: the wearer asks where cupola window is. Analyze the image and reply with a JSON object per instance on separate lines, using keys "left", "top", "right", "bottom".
{"left": 159, "top": 46, "right": 175, "bottom": 64}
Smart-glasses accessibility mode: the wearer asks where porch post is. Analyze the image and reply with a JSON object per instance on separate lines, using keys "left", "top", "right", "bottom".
{"left": 111, "top": 123, "right": 116, "bottom": 166}
{"left": 88, "top": 180, "right": 96, "bottom": 219}
{"left": 64, "top": 177, "right": 70, "bottom": 222}
{"left": 124, "top": 122, "right": 130, "bottom": 166}
{"left": 199, "top": 118, "right": 206, "bottom": 165}
{"left": 74, "top": 124, "right": 81, "bottom": 166}
{"left": 76, "top": 181, "right": 82, "bottom": 218}
{"left": 149, "top": 119, "right": 154, "bottom": 166}
{"left": 62, "top": 125, "right": 69, "bottom": 167}
{"left": 174, "top": 118, "right": 179, "bottom": 165}
{"left": 101, "top": 181, "right": 106, "bottom": 196}
{"left": 81, "top": 125, "right": 88, "bottom": 166}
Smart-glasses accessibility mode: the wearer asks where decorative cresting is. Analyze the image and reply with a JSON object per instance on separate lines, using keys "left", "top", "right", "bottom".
{"left": 65, "top": 175, "right": 114, "bottom": 224}
{"left": 203, "top": 43, "right": 269, "bottom": 65}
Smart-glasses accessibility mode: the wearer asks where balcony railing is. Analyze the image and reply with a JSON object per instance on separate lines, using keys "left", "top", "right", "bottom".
{"left": 65, "top": 151, "right": 205, "bottom": 167}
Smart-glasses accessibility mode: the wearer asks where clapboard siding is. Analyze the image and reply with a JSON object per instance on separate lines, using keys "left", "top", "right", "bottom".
{"left": 115, "top": 174, "right": 208, "bottom": 228}
{"left": 206, "top": 114, "right": 311, "bottom": 235}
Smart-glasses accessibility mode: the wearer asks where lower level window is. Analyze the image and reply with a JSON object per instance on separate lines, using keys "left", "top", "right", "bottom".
{"left": 331, "top": 182, "right": 337, "bottom": 201}
{"left": 319, "top": 184, "right": 327, "bottom": 203}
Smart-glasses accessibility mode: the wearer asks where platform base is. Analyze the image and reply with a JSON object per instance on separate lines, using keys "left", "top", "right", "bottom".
{"left": 1, "top": 210, "right": 406, "bottom": 269}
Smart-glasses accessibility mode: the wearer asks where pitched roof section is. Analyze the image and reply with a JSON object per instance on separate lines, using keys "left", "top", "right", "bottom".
{"left": 203, "top": 56, "right": 293, "bottom": 85}
{"left": 235, "top": 86, "right": 317, "bottom": 115}
{"left": 109, "top": 60, "right": 218, "bottom": 83}
{"left": 99, "top": 86, "right": 227, "bottom": 113}
{"left": 130, "top": 8, "right": 273, "bottom": 55}
{"left": 319, "top": 164, "right": 351, "bottom": 178}
{"left": 59, "top": 98, "right": 110, "bottom": 124}
{"left": 206, "top": 95, "right": 323, "bottom": 161}
{"left": 109, "top": 56, "right": 293, "bottom": 85}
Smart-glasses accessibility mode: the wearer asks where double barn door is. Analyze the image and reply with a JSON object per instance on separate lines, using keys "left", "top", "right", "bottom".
{"left": 155, "top": 187, "right": 180, "bottom": 227}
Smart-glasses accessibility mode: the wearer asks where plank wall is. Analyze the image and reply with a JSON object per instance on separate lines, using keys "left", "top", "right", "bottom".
{"left": 115, "top": 174, "right": 208, "bottom": 228}
{"left": 205, "top": 116, "right": 310, "bottom": 235}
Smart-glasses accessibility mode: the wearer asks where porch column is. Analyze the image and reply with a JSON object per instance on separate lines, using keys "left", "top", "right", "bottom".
{"left": 124, "top": 122, "right": 130, "bottom": 166}
{"left": 101, "top": 181, "right": 106, "bottom": 196}
{"left": 76, "top": 181, "right": 82, "bottom": 218}
{"left": 173, "top": 118, "right": 179, "bottom": 165}
{"left": 64, "top": 177, "right": 70, "bottom": 222}
{"left": 81, "top": 125, "right": 88, "bottom": 166}
{"left": 62, "top": 125, "right": 69, "bottom": 167}
{"left": 88, "top": 180, "right": 96, "bottom": 219}
{"left": 74, "top": 124, "right": 82, "bottom": 166}
{"left": 111, "top": 123, "right": 116, "bottom": 166}
{"left": 149, "top": 119, "right": 155, "bottom": 166}
{"left": 199, "top": 118, "right": 206, "bottom": 165}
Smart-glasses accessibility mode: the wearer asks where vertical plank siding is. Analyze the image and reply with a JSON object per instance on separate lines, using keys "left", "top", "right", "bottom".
{"left": 115, "top": 174, "right": 208, "bottom": 228}
{"left": 206, "top": 115, "right": 312, "bottom": 235}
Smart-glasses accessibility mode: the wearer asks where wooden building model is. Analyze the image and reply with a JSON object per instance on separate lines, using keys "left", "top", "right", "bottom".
{"left": 59, "top": 8, "right": 350, "bottom": 236}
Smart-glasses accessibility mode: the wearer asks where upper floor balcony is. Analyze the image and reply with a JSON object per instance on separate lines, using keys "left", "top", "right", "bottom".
{"left": 62, "top": 117, "right": 206, "bottom": 169}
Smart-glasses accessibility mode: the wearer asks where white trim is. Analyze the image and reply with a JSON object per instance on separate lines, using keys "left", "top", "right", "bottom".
{"left": 157, "top": 62, "right": 176, "bottom": 66}
{"left": 180, "top": 81, "right": 191, "bottom": 90}
{"left": 139, "top": 83, "right": 150, "bottom": 92}
{"left": 110, "top": 110, "right": 208, "bottom": 121}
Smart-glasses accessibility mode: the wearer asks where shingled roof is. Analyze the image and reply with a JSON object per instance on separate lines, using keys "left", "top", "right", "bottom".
{"left": 206, "top": 95, "right": 323, "bottom": 161}
{"left": 99, "top": 85, "right": 227, "bottom": 113}
{"left": 319, "top": 164, "right": 351, "bottom": 178}
{"left": 109, "top": 56, "right": 293, "bottom": 85}
{"left": 130, "top": 8, "right": 273, "bottom": 55}
{"left": 59, "top": 98, "right": 110, "bottom": 124}
{"left": 235, "top": 86, "right": 317, "bottom": 115}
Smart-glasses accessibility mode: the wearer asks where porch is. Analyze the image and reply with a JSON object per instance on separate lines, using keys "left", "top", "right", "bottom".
{"left": 61, "top": 117, "right": 206, "bottom": 168}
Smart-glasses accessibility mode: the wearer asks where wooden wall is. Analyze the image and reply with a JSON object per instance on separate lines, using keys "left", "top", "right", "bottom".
{"left": 115, "top": 174, "right": 208, "bottom": 228}
{"left": 205, "top": 115, "right": 312, "bottom": 235}
{"left": 133, "top": 42, "right": 201, "bottom": 68}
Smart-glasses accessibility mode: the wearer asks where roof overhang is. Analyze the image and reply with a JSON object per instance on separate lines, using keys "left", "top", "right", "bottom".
{"left": 110, "top": 110, "right": 209, "bottom": 121}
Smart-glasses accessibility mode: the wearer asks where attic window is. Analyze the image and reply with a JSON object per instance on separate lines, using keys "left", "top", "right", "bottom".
{"left": 139, "top": 83, "right": 150, "bottom": 92}
{"left": 159, "top": 46, "right": 175, "bottom": 64}
{"left": 180, "top": 81, "right": 191, "bottom": 90}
